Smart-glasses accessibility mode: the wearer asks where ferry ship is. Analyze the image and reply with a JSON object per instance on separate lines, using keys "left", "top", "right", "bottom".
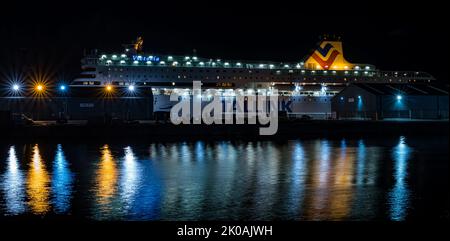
{"left": 70, "top": 36, "right": 435, "bottom": 119}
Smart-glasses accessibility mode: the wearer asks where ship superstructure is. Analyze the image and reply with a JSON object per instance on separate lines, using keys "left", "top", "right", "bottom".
{"left": 71, "top": 36, "right": 435, "bottom": 117}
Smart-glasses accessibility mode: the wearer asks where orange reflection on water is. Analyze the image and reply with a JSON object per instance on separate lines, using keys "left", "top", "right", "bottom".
{"left": 304, "top": 141, "right": 355, "bottom": 220}
{"left": 26, "top": 144, "right": 51, "bottom": 214}
{"left": 96, "top": 145, "right": 118, "bottom": 206}
{"left": 328, "top": 144, "right": 355, "bottom": 220}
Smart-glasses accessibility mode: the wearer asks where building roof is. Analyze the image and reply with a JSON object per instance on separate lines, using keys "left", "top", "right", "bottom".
{"left": 353, "top": 83, "right": 449, "bottom": 96}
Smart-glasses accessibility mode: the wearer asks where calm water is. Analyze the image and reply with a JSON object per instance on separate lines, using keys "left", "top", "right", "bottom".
{"left": 0, "top": 136, "right": 448, "bottom": 221}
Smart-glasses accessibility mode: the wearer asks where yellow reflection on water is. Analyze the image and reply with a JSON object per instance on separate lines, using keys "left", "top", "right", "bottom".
{"left": 96, "top": 145, "right": 118, "bottom": 206}
{"left": 26, "top": 144, "right": 51, "bottom": 214}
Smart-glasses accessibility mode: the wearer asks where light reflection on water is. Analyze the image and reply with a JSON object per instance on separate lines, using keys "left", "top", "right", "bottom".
{"left": 1, "top": 146, "right": 26, "bottom": 215}
{"left": 51, "top": 144, "right": 74, "bottom": 214}
{"left": 120, "top": 146, "right": 140, "bottom": 213}
{"left": 0, "top": 136, "right": 448, "bottom": 220}
{"left": 93, "top": 145, "right": 118, "bottom": 219}
{"left": 27, "top": 144, "right": 51, "bottom": 214}
{"left": 388, "top": 136, "right": 411, "bottom": 221}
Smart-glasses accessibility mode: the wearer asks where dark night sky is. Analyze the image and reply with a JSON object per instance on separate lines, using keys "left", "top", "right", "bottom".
{"left": 0, "top": 1, "right": 448, "bottom": 82}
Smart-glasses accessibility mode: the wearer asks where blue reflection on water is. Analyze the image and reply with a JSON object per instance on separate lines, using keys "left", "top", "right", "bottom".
{"left": 51, "top": 144, "right": 74, "bottom": 213}
{"left": 2, "top": 146, "right": 26, "bottom": 215}
{"left": 194, "top": 141, "right": 205, "bottom": 163}
{"left": 388, "top": 136, "right": 412, "bottom": 221}
{"left": 120, "top": 146, "right": 162, "bottom": 220}
{"left": 340, "top": 139, "right": 347, "bottom": 154}
{"left": 288, "top": 141, "right": 307, "bottom": 217}
{"left": 356, "top": 140, "right": 366, "bottom": 185}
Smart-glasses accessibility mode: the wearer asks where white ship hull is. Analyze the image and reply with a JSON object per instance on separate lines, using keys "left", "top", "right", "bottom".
{"left": 153, "top": 94, "right": 333, "bottom": 119}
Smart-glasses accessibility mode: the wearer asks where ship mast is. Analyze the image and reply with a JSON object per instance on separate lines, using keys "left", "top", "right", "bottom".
{"left": 123, "top": 36, "right": 144, "bottom": 54}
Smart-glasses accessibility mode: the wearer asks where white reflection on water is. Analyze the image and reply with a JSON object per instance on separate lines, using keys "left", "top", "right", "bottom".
{"left": 388, "top": 136, "right": 412, "bottom": 221}
{"left": 216, "top": 141, "right": 240, "bottom": 219}
{"left": 308, "top": 140, "right": 332, "bottom": 217}
{"left": 51, "top": 144, "right": 74, "bottom": 213}
{"left": 350, "top": 139, "right": 382, "bottom": 220}
{"left": 252, "top": 142, "right": 281, "bottom": 219}
{"left": 318, "top": 140, "right": 331, "bottom": 186}
{"left": 2, "top": 146, "right": 26, "bottom": 215}
{"left": 161, "top": 142, "right": 214, "bottom": 220}
{"left": 119, "top": 146, "right": 141, "bottom": 212}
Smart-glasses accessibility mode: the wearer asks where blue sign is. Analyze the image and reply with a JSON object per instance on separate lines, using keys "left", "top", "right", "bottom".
{"left": 132, "top": 55, "right": 160, "bottom": 62}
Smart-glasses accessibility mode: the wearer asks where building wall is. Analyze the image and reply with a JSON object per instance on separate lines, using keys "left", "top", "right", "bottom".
{"left": 66, "top": 97, "right": 153, "bottom": 120}
{"left": 0, "top": 98, "right": 60, "bottom": 120}
{"left": 0, "top": 97, "right": 153, "bottom": 121}
{"left": 380, "top": 95, "right": 446, "bottom": 119}
{"left": 331, "top": 85, "right": 449, "bottom": 119}
{"left": 281, "top": 96, "right": 332, "bottom": 114}
{"left": 439, "top": 96, "right": 449, "bottom": 119}
{"left": 331, "top": 85, "right": 378, "bottom": 119}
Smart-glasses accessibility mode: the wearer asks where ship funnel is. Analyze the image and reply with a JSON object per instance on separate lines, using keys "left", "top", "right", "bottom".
{"left": 304, "top": 37, "right": 355, "bottom": 70}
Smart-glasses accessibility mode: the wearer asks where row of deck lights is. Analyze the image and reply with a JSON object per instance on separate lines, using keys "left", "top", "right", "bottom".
{"left": 9, "top": 77, "right": 364, "bottom": 94}
{"left": 10, "top": 83, "right": 405, "bottom": 101}
{"left": 8, "top": 71, "right": 372, "bottom": 94}
{"left": 103, "top": 54, "right": 309, "bottom": 69}
{"left": 107, "top": 63, "right": 372, "bottom": 75}
{"left": 10, "top": 83, "right": 68, "bottom": 93}
{"left": 9, "top": 83, "right": 139, "bottom": 95}
{"left": 105, "top": 60, "right": 373, "bottom": 75}
{"left": 102, "top": 54, "right": 372, "bottom": 70}
{"left": 104, "top": 84, "right": 137, "bottom": 93}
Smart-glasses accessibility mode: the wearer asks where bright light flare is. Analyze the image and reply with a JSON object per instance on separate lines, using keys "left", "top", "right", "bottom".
{"left": 12, "top": 84, "right": 20, "bottom": 91}
{"left": 100, "top": 84, "right": 116, "bottom": 98}
{"left": 35, "top": 84, "right": 44, "bottom": 92}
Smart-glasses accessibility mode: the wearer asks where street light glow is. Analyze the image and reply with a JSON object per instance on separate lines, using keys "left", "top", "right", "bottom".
{"left": 36, "top": 84, "right": 44, "bottom": 92}
{"left": 12, "top": 84, "right": 20, "bottom": 91}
